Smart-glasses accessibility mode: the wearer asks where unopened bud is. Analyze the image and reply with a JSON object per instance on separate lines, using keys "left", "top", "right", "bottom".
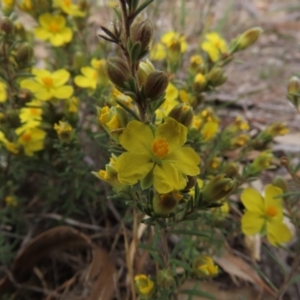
{"left": 235, "top": 27, "right": 262, "bottom": 51}
{"left": 193, "top": 73, "right": 207, "bottom": 92}
{"left": 152, "top": 191, "right": 182, "bottom": 216}
{"left": 144, "top": 71, "right": 168, "bottom": 99}
{"left": 54, "top": 121, "right": 74, "bottom": 143}
{"left": 137, "top": 59, "right": 155, "bottom": 86}
{"left": 134, "top": 274, "right": 155, "bottom": 298}
{"left": 16, "top": 43, "right": 34, "bottom": 67}
{"left": 0, "top": 17, "right": 15, "bottom": 35}
{"left": 248, "top": 150, "right": 273, "bottom": 174}
{"left": 131, "top": 19, "right": 153, "bottom": 52}
{"left": 1, "top": 0, "right": 15, "bottom": 15}
{"left": 223, "top": 162, "right": 239, "bottom": 178}
{"left": 202, "top": 174, "right": 235, "bottom": 202}
{"left": 207, "top": 67, "right": 227, "bottom": 86}
{"left": 272, "top": 176, "right": 288, "bottom": 194}
{"left": 106, "top": 57, "right": 131, "bottom": 90}
{"left": 157, "top": 269, "right": 175, "bottom": 289}
{"left": 168, "top": 104, "right": 193, "bottom": 127}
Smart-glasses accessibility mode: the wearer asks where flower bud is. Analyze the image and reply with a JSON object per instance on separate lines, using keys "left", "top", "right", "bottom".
{"left": 5, "top": 195, "right": 18, "bottom": 207}
{"left": 152, "top": 191, "right": 182, "bottom": 216}
{"left": 137, "top": 59, "right": 155, "bottom": 86}
{"left": 1, "top": 0, "right": 15, "bottom": 16}
{"left": 54, "top": 121, "right": 74, "bottom": 143}
{"left": 248, "top": 150, "right": 273, "bottom": 174}
{"left": 16, "top": 43, "right": 34, "bottom": 67}
{"left": 189, "top": 54, "right": 203, "bottom": 73}
{"left": 106, "top": 57, "right": 131, "bottom": 90}
{"left": 207, "top": 156, "right": 222, "bottom": 173}
{"left": 235, "top": 27, "right": 262, "bottom": 51}
{"left": 131, "top": 19, "right": 153, "bottom": 52}
{"left": 207, "top": 67, "right": 227, "bottom": 86}
{"left": 168, "top": 104, "right": 193, "bottom": 127}
{"left": 192, "top": 256, "right": 218, "bottom": 279}
{"left": 193, "top": 73, "right": 207, "bottom": 92}
{"left": 157, "top": 269, "right": 175, "bottom": 289}
{"left": 288, "top": 76, "right": 300, "bottom": 95}
{"left": 134, "top": 274, "right": 155, "bottom": 298}
{"left": 272, "top": 176, "right": 288, "bottom": 194}
{"left": 144, "top": 71, "right": 168, "bottom": 99}
{"left": 265, "top": 122, "right": 289, "bottom": 137}
{"left": 223, "top": 162, "right": 239, "bottom": 178}
{"left": 0, "top": 17, "right": 15, "bottom": 35}
{"left": 202, "top": 174, "right": 236, "bottom": 202}
{"left": 229, "top": 133, "right": 250, "bottom": 149}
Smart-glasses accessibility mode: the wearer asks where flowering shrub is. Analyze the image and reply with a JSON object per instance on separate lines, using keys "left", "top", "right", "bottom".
{"left": 0, "top": 0, "right": 299, "bottom": 299}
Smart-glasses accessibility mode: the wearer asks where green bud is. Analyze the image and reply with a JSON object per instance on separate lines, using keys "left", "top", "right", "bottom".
{"left": 14, "top": 21, "right": 26, "bottom": 39}
{"left": 234, "top": 27, "right": 262, "bottom": 51}
{"left": 131, "top": 19, "right": 153, "bottom": 52}
{"left": 207, "top": 68, "right": 227, "bottom": 86}
{"left": 168, "top": 104, "right": 193, "bottom": 127}
{"left": 272, "top": 176, "right": 288, "bottom": 194}
{"left": 144, "top": 71, "right": 168, "bottom": 99}
{"left": 202, "top": 174, "right": 235, "bottom": 202}
{"left": 0, "top": 17, "right": 15, "bottom": 35}
{"left": 16, "top": 43, "right": 34, "bottom": 67}
{"left": 248, "top": 150, "right": 273, "bottom": 174}
{"left": 137, "top": 59, "right": 155, "bottom": 86}
{"left": 106, "top": 57, "right": 131, "bottom": 90}
{"left": 157, "top": 269, "right": 175, "bottom": 289}
{"left": 223, "top": 162, "right": 239, "bottom": 178}
{"left": 152, "top": 191, "right": 182, "bottom": 216}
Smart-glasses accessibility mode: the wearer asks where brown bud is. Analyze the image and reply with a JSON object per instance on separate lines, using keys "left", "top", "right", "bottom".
{"left": 152, "top": 191, "right": 182, "bottom": 216}
{"left": 0, "top": 17, "right": 15, "bottom": 35}
{"left": 16, "top": 43, "right": 34, "bottom": 67}
{"left": 168, "top": 104, "right": 193, "bottom": 127}
{"left": 106, "top": 57, "right": 131, "bottom": 89}
{"left": 131, "top": 19, "right": 153, "bottom": 51}
{"left": 144, "top": 71, "right": 168, "bottom": 99}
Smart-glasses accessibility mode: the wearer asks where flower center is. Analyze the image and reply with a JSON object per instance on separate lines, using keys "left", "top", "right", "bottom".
{"left": 49, "top": 22, "right": 60, "bottom": 33}
{"left": 265, "top": 205, "right": 278, "bottom": 218}
{"left": 152, "top": 138, "right": 169, "bottom": 158}
{"left": 21, "top": 133, "right": 32, "bottom": 143}
{"left": 30, "top": 108, "right": 39, "bottom": 115}
{"left": 42, "top": 76, "right": 53, "bottom": 88}
{"left": 63, "top": 0, "right": 71, "bottom": 7}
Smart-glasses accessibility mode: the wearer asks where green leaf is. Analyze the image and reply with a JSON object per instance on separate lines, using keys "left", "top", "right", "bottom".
{"left": 287, "top": 273, "right": 300, "bottom": 288}
{"left": 180, "top": 288, "right": 216, "bottom": 300}
{"left": 116, "top": 100, "right": 140, "bottom": 120}
{"left": 169, "top": 259, "right": 192, "bottom": 272}
{"left": 170, "top": 229, "right": 210, "bottom": 238}
{"left": 130, "top": 41, "right": 142, "bottom": 62}
{"left": 133, "top": 0, "right": 154, "bottom": 18}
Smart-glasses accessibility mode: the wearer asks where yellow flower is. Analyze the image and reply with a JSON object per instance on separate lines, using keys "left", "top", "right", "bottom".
{"left": 249, "top": 150, "right": 273, "bottom": 174}
{"left": 54, "top": 121, "right": 73, "bottom": 143}
{"left": 201, "top": 32, "right": 228, "bottom": 62}
{"left": 161, "top": 31, "right": 187, "bottom": 53}
{"left": 53, "top": 0, "right": 85, "bottom": 17}
{"left": 74, "top": 59, "right": 108, "bottom": 90}
{"left": 114, "top": 117, "right": 200, "bottom": 194}
{"left": 193, "top": 256, "right": 218, "bottom": 278}
{"left": 241, "top": 185, "right": 292, "bottom": 246}
{"left": 211, "top": 201, "right": 230, "bottom": 219}
{"left": 34, "top": 13, "right": 73, "bottom": 47}
{"left": 5, "top": 195, "right": 18, "bottom": 207}
{"left": 230, "top": 133, "right": 250, "bottom": 148}
{"left": 134, "top": 274, "right": 154, "bottom": 297}
{"left": 15, "top": 125, "right": 46, "bottom": 156}
{"left": 265, "top": 123, "right": 289, "bottom": 137}
{"left": 110, "top": 87, "right": 134, "bottom": 108}
{"left": 20, "top": 68, "right": 73, "bottom": 101}
{"left": 0, "top": 80, "right": 8, "bottom": 103}
{"left": 201, "top": 121, "right": 219, "bottom": 142}
{"left": 226, "top": 116, "right": 249, "bottom": 133}
{"left": 19, "top": 107, "right": 43, "bottom": 123}
{"left": 190, "top": 54, "right": 203, "bottom": 67}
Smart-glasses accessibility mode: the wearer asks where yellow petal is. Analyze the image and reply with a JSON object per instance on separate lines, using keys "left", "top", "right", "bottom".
{"left": 264, "top": 185, "right": 283, "bottom": 208}
{"left": 153, "top": 162, "right": 186, "bottom": 193}
{"left": 74, "top": 76, "right": 96, "bottom": 89}
{"left": 115, "top": 152, "right": 153, "bottom": 185}
{"left": 50, "top": 34, "right": 66, "bottom": 47}
{"left": 241, "top": 187, "right": 264, "bottom": 214}
{"left": 165, "top": 147, "right": 200, "bottom": 176}
{"left": 241, "top": 212, "right": 264, "bottom": 235}
{"left": 119, "top": 121, "right": 153, "bottom": 153}
{"left": 34, "top": 27, "right": 51, "bottom": 40}
{"left": 20, "top": 80, "right": 42, "bottom": 93}
{"left": 161, "top": 31, "right": 176, "bottom": 44}
{"left": 52, "top": 85, "right": 73, "bottom": 99}
{"left": 61, "top": 27, "right": 73, "bottom": 42}
{"left": 39, "top": 13, "right": 53, "bottom": 29}
{"left": 267, "top": 221, "right": 292, "bottom": 246}
{"left": 52, "top": 69, "right": 70, "bottom": 86}
{"left": 81, "top": 67, "right": 96, "bottom": 79}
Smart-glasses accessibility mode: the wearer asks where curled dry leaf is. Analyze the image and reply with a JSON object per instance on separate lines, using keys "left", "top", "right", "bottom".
{"left": 0, "top": 226, "right": 115, "bottom": 300}
{"left": 213, "top": 250, "right": 276, "bottom": 297}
